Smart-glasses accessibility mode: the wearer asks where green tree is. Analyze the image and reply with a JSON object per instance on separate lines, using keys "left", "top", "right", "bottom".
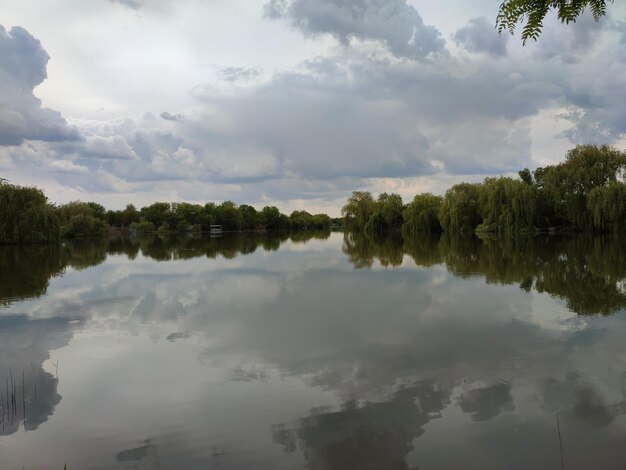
{"left": 496, "top": 0, "right": 613, "bottom": 44}
{"left": 587, "top": 182, "right": 626, "bottom": 232}
{"left": 290, "top": 210, "right": 312, "bottom": 230}
{"left": 310, "top": 213, "right": 331, "bottom": 229}
{"left": 377, "top": 192, "right": 404, "bottom": 229}
{"left": 140, "top": 202, "right": 172, "bottom": 228}
{"left": 240, "top": 204, "right": 260, "bottom": 230}
{"left": 0, "top": 181, "right": 61, "bottom": 243}
{"left": 215, "top": 201, "right": 243, "bottom": 231}
{"left": 260, "top": 205, "right": 283, "bottom": 229}
{"left": 129, "top": 219, "right": 155, "bottom": 233}
{"left": 63, "top": 213, "right": 108, "bottom": 238}
{"left": 518, "top": 168, "right": 534, "bottom": 186}
{"left": 56, "top": 201, "right": 108, "bottom": 238}
{"left": 476, "top": 177, "right": 535, "bottom": 235}
{"left": 402, "top": 193, "right": 442, "bottom": 234}
{"left": 438, "top": 183, "right": 482, "bottom": 233}
{"left": 201, "top": 202, "right": 217, "bottom": 230}
{"left": 87, "top": 202, "right": 106, "bottom": 220}
{"left": 171, "top": 202, "right": 203, "bottom": 231}
{"left": 121, "top": 204, "right": 140, "bottom": 227}
{"left": 540, "top": 145, "right": 626, "bottom": 229}
{"left": 341, "top": 191, "right": 375, "bottom": 231}
{"left": 106, "top": 209, "right": 122, "bottom": 227}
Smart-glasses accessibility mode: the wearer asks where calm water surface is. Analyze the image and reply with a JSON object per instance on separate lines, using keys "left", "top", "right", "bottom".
{"left": 2, "top": 231, "right": 626, "bottom": 469}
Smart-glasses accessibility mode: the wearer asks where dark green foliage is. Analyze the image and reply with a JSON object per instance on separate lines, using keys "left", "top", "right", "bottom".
{"left": 364, "top": 211, "right": 387, "bottom": 235}
{"left": 260, "top": 205, "right": 291, "bottom": 230}
{"left": 518, "top": 168, "right": 534, "bottom": 186}
{"left": 120, "top": 204, "right": 140, "bottom": 227}
{"left": 290, "top": 210, "right": 331, "bottom": 230}
{"left": 87, "top": 202, "right": 106, "bottom": 220}
{"left": 129, "top": 219, "right": 155, "bottom": 233}
{"left": 140, "top": 202, "right": 172, "bottom": 228}
{"left": 0, "top": 181, "right": 61, "bottom": 244}
{"left": 376, "top": 193, "right": 403, "bottom": 229}
{"left": 106, "top": 209, "right": 122, "bottom": 226}
{"left": 215, "top": 201, "right": 244, "bottom": 231}
{"left": 1, "top": 181, "right": 330, "bottom": 244}
{"left": 438, "top": 183, "right": 482, "bottom": 233}
{"left": 344, "top": 191, "right": 403, "bottom": 234}
{"left": 239, "top": 204, "right": 260, "bottom": 230}
{"left": 587, "top": 183, "right": 626, "bottom": 232}
{"left": 170, "top": 202, "right": 203, "bottom": 231}
{"left": 342, "top": 191, "right": 376, "bottom": 231}
{"left": 537, "top": 145, "right": 626, "bottom": 230}
{"left": 476, "top": 177, "right": 535, "bottom": 235}
{"left": 63, "top": 214, "right": 108, "bottom": 238}
{"left": 496, "top": 0, "right": 613, "bottom": 44}
{"left": 56, "top": 201, "right": 108, "bottom": 238}
{"left": 402, "top": 193, "right": 442, "bottom": 234}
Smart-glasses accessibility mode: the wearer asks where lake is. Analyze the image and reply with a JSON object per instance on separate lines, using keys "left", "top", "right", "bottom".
{"left": 2, "top": 231, "right": 626, "bottom": 469}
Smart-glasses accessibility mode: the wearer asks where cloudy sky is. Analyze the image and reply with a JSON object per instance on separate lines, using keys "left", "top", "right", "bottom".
{"left": 1, "top": 0, "right": 625, "bottom": 215}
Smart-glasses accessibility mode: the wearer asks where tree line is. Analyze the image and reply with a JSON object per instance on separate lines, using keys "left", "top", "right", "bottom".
{"left": 342, "top": 145, "right": 626, "bottom": 236}
{"left": 0, "top": 180, "right": 338, "bottom": 244}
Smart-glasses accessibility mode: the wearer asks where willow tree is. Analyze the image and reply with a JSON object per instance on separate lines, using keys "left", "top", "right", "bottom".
{"left": 341, "top": 191, "right": 375, "bottom": 231}
{"left": 0, "top": 181, "right": 61, "bottom": 244}
{"left": 56, "top": 201, "right": 108, "bottom": 238}
{"left": 587, "top": 182, "right": 626, "bottom": 232}
{"left": 477, "top": 177, "right": 535, "bottom": 234}
{"left": 364, "top": 192, "right": 404, "bottom": 234}
{"left": 402, "top": 193, "right": 442, "bottom": 234}
{"left": 496, "top": 0, "right": 613, "bottom": 44}
{"left": 539, "top": 145, "right": 626, "bottom": 229}
{"left": 377, "top": 193, "right": 404, "bottom": 228}
{"left": 438, "top": 183, "right": 482, "bottom": 233}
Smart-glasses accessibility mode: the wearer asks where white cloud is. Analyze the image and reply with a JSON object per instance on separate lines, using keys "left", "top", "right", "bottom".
{"left": 0, "top": 25, "right": 80, "bottom": 146}
{"left": 264, "top": 0, "right": 447, "bottom": 61}
{"left": 1, "top": 1, "right": 625, "bottom": 213}
{"left": 81, "top": 135, "right": 139, "bottom": 160}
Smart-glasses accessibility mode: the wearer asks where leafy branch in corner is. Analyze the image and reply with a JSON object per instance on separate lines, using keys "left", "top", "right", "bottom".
{"left": 496, "top": 0, "right": 613, "bottom": 44}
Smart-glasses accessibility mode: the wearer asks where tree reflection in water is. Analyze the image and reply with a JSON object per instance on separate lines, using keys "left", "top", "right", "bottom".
{"left": 0, "top": 231, "right": 329, "bottom": 436}
{"left": 343, "top": 231, "right": 626, "bottom": 316}
{"left": 0, "top": 230, "right": 331, "bottom": 307}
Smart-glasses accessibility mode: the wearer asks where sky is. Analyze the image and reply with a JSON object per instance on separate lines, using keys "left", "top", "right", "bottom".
{"left": 1, "top": 0, "right": 626, "bottom": 215}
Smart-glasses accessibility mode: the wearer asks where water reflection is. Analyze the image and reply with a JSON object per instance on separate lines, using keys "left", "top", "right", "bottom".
{"left": 0, "top": 230, "right": 331, "bottom": 308}
{"left": 2, "top": 231, "right": 626, "bottom": 469}
{"left": 458, "top": 382, "right": 515, "bottom": 421}
{"left": 273, "top": 380, "right": 450, "bottom": 470}
{"left": 4, "top": 231, "right": 626, "bottom": 317}
{"left": 344, "top": 232, "right": 626, "bottom": 316}
{"left": 0, "top": 231, "right": 329, "bottom": 440}
{"left": 0, "top": 314, "right": 77, "bottom": 435}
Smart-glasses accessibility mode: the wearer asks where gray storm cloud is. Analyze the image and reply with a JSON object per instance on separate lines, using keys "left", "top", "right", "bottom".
{"left": 160, "top": 111, "right": 184, "bottom": 122}
{"left": 108, "top": 0, "right": 144, "bottom": 10}
{"left": 218, "top": 66, "right": 261, "bottom": 82}
{"left": 2, "top": 12, "right": 626, "bottom": 208}
{"left": 81, "top": 135, "right": 139, "bottom": 160}
{"left": 454, "top": 17, "right": 508, "bottom": 58}
{"left": 0, "top": 25, "right": 80, "bottom": 146}
{"left": 264, "top": 0, "right": 447, "bottom": 61}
